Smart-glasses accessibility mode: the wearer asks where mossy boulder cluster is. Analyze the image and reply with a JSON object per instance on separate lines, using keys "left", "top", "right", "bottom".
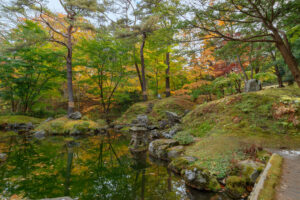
{"left": 0, "top": 115, "right": 43, "bottom": 131}
{"left": 115, "top": 96, "right": 195, "bottom": 125}
{"left": 149, "top": 139, "right": 221, "bottom": 192}
{"left": 34, "top": 117, "right": 107, "bottom": 136}
{"left": 150, "top": 139, "right": 267, "bottom": 195}
{"left": 148, "top": 139, "right": 180, "bottom": 160}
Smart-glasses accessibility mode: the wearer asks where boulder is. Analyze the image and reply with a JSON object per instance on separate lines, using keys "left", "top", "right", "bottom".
{"left": 147, "top": 125, "right": 158, "bottom": 130}
{"left": 68, "top": 111, "right": 82, "bottom": 120}
{"left": 95, "top": 127, "right": 108, "bottom": 135}
{"left": 237, "top": 159, "right": 264, "bottom": 184}
{"left": 34, "top": 130, "right": 46, "bottom": 139}
{"left": 162, "top": 124, "right": 182, "bottom": 139}
{"left": 150, "top": 129, "right": 161, "bottom": 139}
{"left": 244, "top": 79, "right": 262, "bottom": 92}
{"left": 135, "top": 114, "right": 149, "bottom": 126}
{"left": 7, "top": 122, "right": 34, "bottom": 131}
{"left": 165, "top": 111, "right": 181, "bottom": 124}
{"left": 167, "top": 145, "right": 184, "bottom": 160}
{"left": 45, "top": 117, "right": 54, "bottom": 122}
{"left": 182, "top": 166, "right": 221, "bottom": 192}
{"left": 0, "top": 153, "right": 7, "bottom": 162}
{"left": 168, "top": 156, "right": 197, "bottom": 174}
{"left": 114, "top": 124, "right": 126, "bottom": 130}
{"left": 158, "top": 120, "right": 169, "bottom": 129}
{"left": 148, "top": 139, "right": 179, "bottom": 160}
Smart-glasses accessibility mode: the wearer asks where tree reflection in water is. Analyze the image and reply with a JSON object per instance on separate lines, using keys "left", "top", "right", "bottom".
{"left": 0, "top": 133, "right": 230, "bottom": 200}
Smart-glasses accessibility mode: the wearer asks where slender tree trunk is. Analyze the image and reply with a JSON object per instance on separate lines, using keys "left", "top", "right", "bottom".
{"left": 237, "top": 55, "right": 249, "bottom": 81}
{"left": 67, "top": 27, "right": 75, "bottom": 115}
{"left": 274, "top": 64, "right": 284, "bottom": 88}
{"left": 270, "top": 51, "right": 284, "bottom": 88}
{"left": 135, "top": 62, "right": 143, "bottom": 91}
{"left": 140, "top": 33, "right": 148, "bottom": 101}
{"left": 273, "top": 31, "right": 300, "bottom": 87}
{"left": 165, "top": 52, "right": 171, "bottom": 97}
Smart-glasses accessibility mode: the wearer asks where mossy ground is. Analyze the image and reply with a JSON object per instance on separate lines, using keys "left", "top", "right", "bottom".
{"left": 35, "top": 117, "right": 106, "bottom": 135}
{"left": 115, "top": 96, "right": 196, "bottom": 124}
{"left": 177, "top": 85, "right": 300, "bottom": 179}
{"left": 0, "top": 115, "right": 43, "bottom": 125}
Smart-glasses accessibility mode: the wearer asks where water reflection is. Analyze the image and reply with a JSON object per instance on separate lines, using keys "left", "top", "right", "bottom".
{"left": 0, "top": 133, "right": 230, "bottom": 200}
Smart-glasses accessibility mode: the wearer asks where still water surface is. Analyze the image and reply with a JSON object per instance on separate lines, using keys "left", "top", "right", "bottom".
{"left": 0, "top": 132, "right": 229, "bottom": 200}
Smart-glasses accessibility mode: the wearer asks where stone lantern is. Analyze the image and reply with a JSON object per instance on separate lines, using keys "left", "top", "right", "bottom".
{"left": 129, "top": 125, "right": 149, "bottom": 154}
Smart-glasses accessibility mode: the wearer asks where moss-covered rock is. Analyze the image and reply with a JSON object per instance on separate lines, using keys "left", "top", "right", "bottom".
{"left": 0, "top": 115, "right": 43, "bottom": 130}
{"left": 168, "top": 156, "right": 197, "bottom": 174}
{"left": 237, "top": 159, "right": 265, "bottom": 184}
{"left": 226, "top": 176, "right": 247, "bottom": 199}
{"left": 182, "top": 165, "right": 221, "bottom": 192}
{"left": 34, "top": 117, "right": 105, "bottom": 135}
{"left": 148, "top": 139, "right": 179, "bottom": 160}
{"left": 166, "top": 145, "right": 185, "bottom": 160}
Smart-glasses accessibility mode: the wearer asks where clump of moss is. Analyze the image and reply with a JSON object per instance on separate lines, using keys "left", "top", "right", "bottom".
{"left": 0, "top": 115, "right": 43, "bottom": 125}
{"left": 174, "top": 131, "right": 194, "bottom": 145}
{"left": 35, "top": 117, "right": 102, "bottom": 135}
{"left": 168, "top": 156, "right": 197, "bottom": 174}
{"left": 257, "top": 154, "right": 283, "bottom": 200}
{"left": 226, "top": 176, "right": 247, "bottom": 199}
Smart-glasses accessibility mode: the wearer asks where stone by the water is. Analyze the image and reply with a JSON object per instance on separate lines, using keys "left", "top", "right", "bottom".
{"left": 68, "top": 111, "right": 82, "bottom": 120}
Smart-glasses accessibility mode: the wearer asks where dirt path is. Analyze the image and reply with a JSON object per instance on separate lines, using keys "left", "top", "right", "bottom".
{"left": 268, "top": 149, "right": 300, "bottom": 200}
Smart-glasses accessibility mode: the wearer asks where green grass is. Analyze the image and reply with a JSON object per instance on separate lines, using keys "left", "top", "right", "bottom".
{"left": 257, "top": 154, "right": 283, "bottom": 200}
{"left": 0, "top": 115, "right": 43, "bottom": 125}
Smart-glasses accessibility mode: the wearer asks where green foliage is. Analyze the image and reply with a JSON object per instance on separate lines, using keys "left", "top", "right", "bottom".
{"left": 0, "top": 20, "right": 63, "bottom": 113}
{"left": 174, "top": 131, "right": 194, "bottom": 145}
{"left": 254, "top": 72, "right": 277, "bottom": 84}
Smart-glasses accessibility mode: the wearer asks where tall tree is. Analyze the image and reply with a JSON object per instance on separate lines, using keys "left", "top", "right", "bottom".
{"left": 185, "top": 0, "right": 300, "bottom": 87}
{"left": 8, "top": 0, "right": 98, "bottom": 114}
{"left": 0, "top": 20, "right": 62, "bottom": 113}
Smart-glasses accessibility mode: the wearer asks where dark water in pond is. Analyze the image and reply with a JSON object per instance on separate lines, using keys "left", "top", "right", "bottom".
{"left": 0, "top": 132, "right": 230, "bottom": 200}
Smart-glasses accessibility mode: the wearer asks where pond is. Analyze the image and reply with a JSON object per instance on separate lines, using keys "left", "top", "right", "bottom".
{"left": 0, "top": 132, "right": 230, "bottom": 200}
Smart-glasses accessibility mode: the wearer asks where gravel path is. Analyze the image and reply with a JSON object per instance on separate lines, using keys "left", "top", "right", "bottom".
{"left": 269, "top": 149, "right": 300, "bottom": 200}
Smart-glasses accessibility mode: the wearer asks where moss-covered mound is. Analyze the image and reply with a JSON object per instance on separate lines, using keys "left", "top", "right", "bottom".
{"left": 115, "top": 96, "right": 196, "bottom": 124}
{"left": 0, "top": 115, "right": 43, "bottom": 125}
{"left": 182, "top": 85, "right": 300, "bottom": 146}
{"left": 34, "top": 117, "right": 106, "bottom": 135}
{"left": 169, "top": 85, "right": 300, "bottom": 195}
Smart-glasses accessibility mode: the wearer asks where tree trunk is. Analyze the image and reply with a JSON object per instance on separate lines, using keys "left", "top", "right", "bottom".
{"left": 270, "top": 51, "right": 284, "bottom": 88}
{"left": 165, "top": 52, "right": 171, "bottom": 97}
{"left": 274, "top": 64, "right": 284, "bottom": 88}
{"left": 140, "top": 32, "right": 147, "bottom": 101}
{"left": 237, "top": 55, "right": 249, "bottom": 81}
{"left": 273, "top": 31, "right": 300, "bottom": 87}
{"left": 67, "top": 27, "right": 75, "bottom": 115}
{"left": 135, "top": 62, "right": 143, "bottom": 91}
